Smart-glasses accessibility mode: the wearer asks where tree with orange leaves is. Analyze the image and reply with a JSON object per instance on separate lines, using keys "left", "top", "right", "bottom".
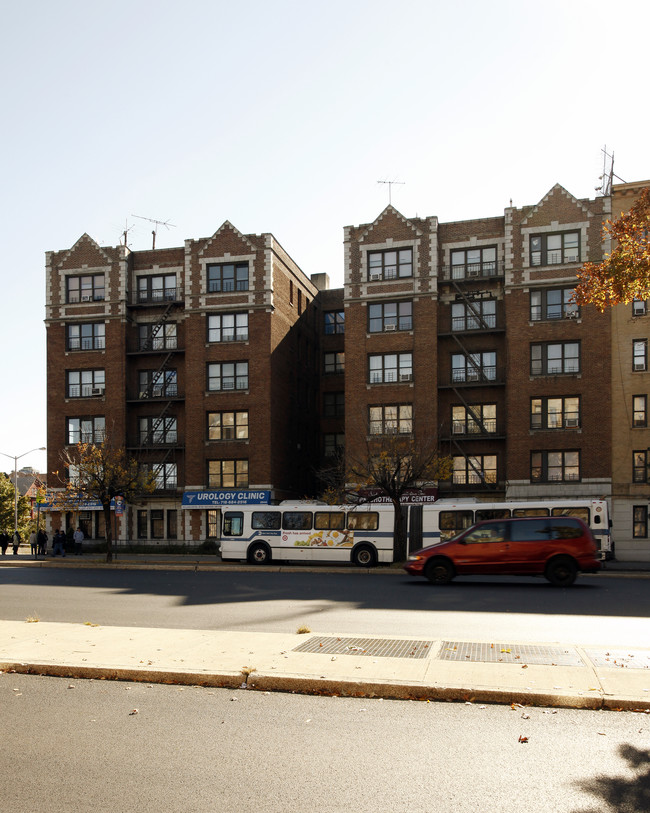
{"left": 574, "top": 188, "right": 650, "bottom": 311}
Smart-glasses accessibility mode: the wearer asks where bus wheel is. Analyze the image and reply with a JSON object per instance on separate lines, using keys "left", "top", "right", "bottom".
{"left": 352, "top": 544, "right": 377, "bottom": 568}
{"left": 424, "top": 558, "right": 455, "bottom": 585}
{"left": 545, "top": 556, "right": 577, "bottom": 587}
{"left": 248, "top": 542, "right": 271, "bottom": 565}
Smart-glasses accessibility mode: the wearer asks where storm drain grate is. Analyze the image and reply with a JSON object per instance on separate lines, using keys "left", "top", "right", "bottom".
{"left": 439, "top": 641, "right": 585, "bottom": 667}
{"left": 293, "top": 636, "right": 434, "bottom": 659}
{"left": 584, "top": 649, "right": 650, "bottom": 670}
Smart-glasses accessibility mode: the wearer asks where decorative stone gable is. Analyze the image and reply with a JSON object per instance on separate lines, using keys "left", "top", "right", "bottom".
{"left": 521, "top": 184, "right": 592, "bottom": 229}
{"left": 57, "top": 233, "right": 115, "bottom": 270}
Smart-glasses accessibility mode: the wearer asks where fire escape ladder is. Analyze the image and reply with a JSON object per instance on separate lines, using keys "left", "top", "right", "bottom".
{"left": 449, "top": 280, "right": 493, "bottom": 331}
{"left": 449, "top": 437, "right": 499, "bottom": 491}
{"left": 451, "top": 387, "right": 490, "bottom": 435}
{"left": 140, "top": 303, "right": 175, "bottom": 351}
{"left": 450, "top": 333, "right": 485, "bottom": 381}
{"left": 141, "top": 401, "right": 173, "bottom": 448}
{"left": 142, "top": 352, "right": 174, "bottom": 399}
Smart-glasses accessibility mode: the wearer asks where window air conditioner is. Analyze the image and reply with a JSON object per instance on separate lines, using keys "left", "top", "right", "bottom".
{"left": 81, "top": 295, "right": 92, "bottom": 302}
{"left": 369, "top": 272, "right": 381, "bottom": 281}
{"left": 384, "top": 324, "right": 396, "bottom": 331}
{"left": 91, "top": 386, "right": 105, "bottom": 396}
{"left": 634, "top": 362, "right": 647, "bottom": 371}
{"left": 399, "top": 373, "right": 413, "bottom": 382}
{"left": 564, "top": 418, "right": 579, "bottom": 427}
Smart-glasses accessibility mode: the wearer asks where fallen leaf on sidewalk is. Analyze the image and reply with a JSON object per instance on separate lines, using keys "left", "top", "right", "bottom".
{"left": 518, "top": 735, "right": 528, "bottom": 743}
{"left": 129, "top": 709, "right": 139, "bottom": 715}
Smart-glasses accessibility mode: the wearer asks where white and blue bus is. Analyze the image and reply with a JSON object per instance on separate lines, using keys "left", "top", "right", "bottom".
{"left": 217, "top": 498, "right": 611, "bottom": 566}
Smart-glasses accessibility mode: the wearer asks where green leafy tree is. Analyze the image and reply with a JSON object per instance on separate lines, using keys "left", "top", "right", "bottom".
{"left": 320, "top": 435, "right": 453, "bottom": 563}
{"left": 50, "top": 437, "right": 156, "bottom": 563}
{"left": 574, "top": 187, "right": 650, "bottom": 310}
{"left": 0, "top": 472, "right": 32, "bottom": 538}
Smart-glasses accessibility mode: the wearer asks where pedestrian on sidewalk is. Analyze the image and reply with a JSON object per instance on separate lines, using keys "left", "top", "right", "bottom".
{"left": 30, "top": 530, "right": 38, "bottom": 558}
{"left": 0, "top": 530, "right": 9, "bottom": 555}
{"left": 37, "top": 528, "right": 48, "bottom": 557}
{"left": 73, "top": 527, "right": 84, "bottom": 555}
{"left": 13, "top": 530, "right": 21, "bottom": 555}
{"left": 53, "top": 529, "right": 66, "bottom": 557}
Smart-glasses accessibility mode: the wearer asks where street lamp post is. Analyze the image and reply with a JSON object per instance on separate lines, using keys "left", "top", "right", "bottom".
{"left": 0, "top": 447, "right": 46, "bottom": 536}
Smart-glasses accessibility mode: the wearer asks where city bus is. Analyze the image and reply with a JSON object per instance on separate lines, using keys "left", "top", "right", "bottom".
{"left": 217, "top": 497, "right": 611, "bottom": 566}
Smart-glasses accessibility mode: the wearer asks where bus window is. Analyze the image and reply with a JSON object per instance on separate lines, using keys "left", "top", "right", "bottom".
{"left": 475, "top": 509, "right": 511, "bottom": 521}
{"left": 252, "top": 511, "right": 281, "bottom": 530}
{"left": 512, "top": 507, "right": 550, "bottom": 518}
{"left": 439, "top": 510, "right": 474, "bottom": 540}
{"left": 314, "top": 511, "right": 345, "bottom": 530}
{"left": 223, "top": 512, "right": 243, "bottom": 536}
{"left": 283, "top": 511, "right": 312, "bottom": 530}
{"left": 347, "top": 512, "right": 379, "bottom": 531}
{"left": 551, "top": 507, "right": 589, "bottom": 524}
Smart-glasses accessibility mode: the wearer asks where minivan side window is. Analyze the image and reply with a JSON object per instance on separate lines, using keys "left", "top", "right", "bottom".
{"left": 510, "top": 519, "right": 551, "bottom": 542}
{"left": 549, "top": 517, "right": 584, "bottom": 539}
{"left": 464, "top": 522, "right": 507, "bottom": 544}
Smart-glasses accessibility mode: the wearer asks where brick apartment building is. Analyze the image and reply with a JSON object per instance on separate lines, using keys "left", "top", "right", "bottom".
{"left": 44, "top": 181, "right": 650, "bottom": 560}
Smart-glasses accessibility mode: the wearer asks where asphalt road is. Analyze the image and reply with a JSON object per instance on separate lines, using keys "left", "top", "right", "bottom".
{"left": 1, "top": 567, "right": 648, "bottom": 646}
{"left": 2, "top": 672, "right": 649, "bottom": 813}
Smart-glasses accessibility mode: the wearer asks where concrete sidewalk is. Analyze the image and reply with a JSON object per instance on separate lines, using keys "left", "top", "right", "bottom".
{"left": 1, "top": 620, "right": 649, "bottom": 711}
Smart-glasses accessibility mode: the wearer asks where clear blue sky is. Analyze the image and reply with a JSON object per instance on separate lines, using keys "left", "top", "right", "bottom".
{"left": 1, "top": 0, "right": 648, "bottom": 475}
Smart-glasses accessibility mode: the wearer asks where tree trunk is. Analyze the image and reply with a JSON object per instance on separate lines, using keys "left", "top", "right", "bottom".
{"left": 392, "top": 501, "right": 407, "bottom": 562}
{"left": 103, "top": 502, "right": 113, "bottom": 563}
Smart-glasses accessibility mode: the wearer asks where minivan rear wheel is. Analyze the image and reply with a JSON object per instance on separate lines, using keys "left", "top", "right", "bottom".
{"left": 424, "top": 558, "right": 455, "bottom": 585}
{"left": 545, "top": 556, "right": 578, "bottom": 587}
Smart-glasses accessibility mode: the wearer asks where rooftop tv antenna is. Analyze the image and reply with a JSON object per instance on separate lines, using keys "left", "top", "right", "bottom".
{"left": 132, "top": 214, "right": 176, "bottom": 249}
{"left": 596, "top": 146, "right": 626, "bottom": 196}
{"left": 120, "top": 218, "right": 135, "bottom": 248}
{"left": 378, "top": 179, "right": 405, "bottom": 205}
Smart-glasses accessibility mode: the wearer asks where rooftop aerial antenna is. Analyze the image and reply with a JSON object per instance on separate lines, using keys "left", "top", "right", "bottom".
{"left": 596, "top": 146, "right": 626, "bottom": 196}
{"left": 378, "top": 179, "right": 405, "bottom": 205}
{"left": 120, "top": 218, "right": 135, "bottom": 248}
{"left": 132, "top": 214, "right": 176, "bottom": 249}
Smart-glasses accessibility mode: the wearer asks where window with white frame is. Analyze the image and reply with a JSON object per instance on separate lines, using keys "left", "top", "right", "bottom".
{"left": 369, "top": 353, "right": 413, "bottom": 384}
{"left": 530, "top": 288, "right": 579, "bottom": 321}
{"left": 369, "top": 404, "right": 412, "bottom": 435}
{"left": 530, "top": 232, "right": 579, "bottom": 266}
{"left": 66, "top": 323, "right": 105, "bottom": 351}
{"left": 208, "top": 459, "right": 248, "bottom": 488}
{"left": 66, "top": 275, "right": 105, "bottom": 303}
{"left": 451, "top": 300, "right": 496, "bottom": 331}
{"left": 452, "top": 455, "right": 497, "bottom": 485}
{"left": 66, "top": 369, "right": 105, "bottom": 398}
{"left": 207, "top": 262, "right": 249, "bottom": 292}
{"left": 207, "top": 362, "right": 248, "bottom": 391}
{"left": 367, "top": 248, "right": 413, "bottom": 281}
{"left": 531, "top": 450, "right": 580, "bottom": 482}
{"left": 66, "top": 416, "right": 105, "bottom": 445}
{"left": 452, "top": 404, "right": 496, "bottom": 435}
{"left": 530, "top": 342, "right": 580, "bottom": 375}
{"left": 633, "top": 298, "right": 647, "bottom": 316}
{"left": 207, "top": 411, "right": 249, "bottom": 440}
{"left": 451, "top": 352, "right": 496, "bottom": 383}
{"left": 368, "top": 301, "right": 413, "bottom": 333}
{"left": 207, "top": 313, "right": 248, "bottom": 342}
{"left": 530, "top": 397, "right": 580, "bottom": 429}
{"left": 633, "top": 340, "right": 647, "bottom": 371}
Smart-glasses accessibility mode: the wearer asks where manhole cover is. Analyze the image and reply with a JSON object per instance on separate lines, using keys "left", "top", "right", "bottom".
{"left": 584, "top": 649, "right": 650, "bottom": 670}
{"left": 440, "top": 641, "right": 584, "bottom": 667}
{"left": 293, "top": 636, "right": 434, "bottom": 659}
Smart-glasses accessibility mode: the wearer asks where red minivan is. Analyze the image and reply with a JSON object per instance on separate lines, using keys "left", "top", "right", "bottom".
{"left": 404, "top": 516, "right": 601, "bottom": 587}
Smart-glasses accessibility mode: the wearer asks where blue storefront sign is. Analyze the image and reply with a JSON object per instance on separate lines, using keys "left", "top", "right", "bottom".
{"left": 182, "top": 490, "right": 271, "bottom": 508}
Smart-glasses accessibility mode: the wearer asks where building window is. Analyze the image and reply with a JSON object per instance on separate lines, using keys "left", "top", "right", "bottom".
{"left": 138, "top": 323, "right": 177, "bottom": 350}
{"left": 323, "top": 392, "right": 344, "bottom": 418}
{"left": 530, "top": 288, "right": 579, "bottom": 321}
{"left": 530, "top": 397, "right": 580, "bottom": 429}
{"left": 207, "top": 313, "right": 248, "bottom": 342}
{"left": 140, "top": 462, "right": 178, "bottom": 490}
{"left": 451, "top": 300, "right": 496, "bottom": 331}
{"left": 530, "top": 342, "right": 580, "bottom": 375}
{"left": 66, "top": 323, "right": 105, "bottom": 351}
{"left": 137, "top": 274, "right": 177, "bottom": 303}
{"left": 324, "top": 311, "right": 345, "bottom": 334}
{"left": 633, "top": 395, "right": 647, "bottom": 427}
{"left": 207, "top": 262, "right": 249, "bottom": 293}
{"left": 167, "top": 510, "right": 178, "bottom": 540}
{"left": 633, "top": 451, "right": 648, "bottom": 483}
{"left": 633, "top": 506, "right": 648, "bottom": 538}
{"left": 369, "top": 353, "right": 412, "bottom": 384}
{"left": 368, "top": 248, "right": 413, "bottom": 281}
{"left": 531, "top": 451, "right": 580, "bottom": 483}
{"left": 633, "top": 340, "right": 647, "bottom": 371}
{"left": 66, "top": 369, "right": 105, "bottom": 398}
{"left": 530, "top": 232, "right": 580, "bottom": 266}
{"left": 324, "top": 352, "right": 345, "bottom": 374}
{"left": 137, "top": 510, "right": 148, "bottom": 539}
{"left": 207, "top": 362, "right": 248, "bottom": 391}
{"left": 451, "top": 352, "right": 496, "bottom": 383}
{"left": 139, "top": 416, "right": 177, "bottom": 445}
{"left": 452, "top": 455, "right": 497, "bottom": 485}
{"left": 633, "top": 298, "right": 647, "bottom": 316}
{"left": 208, "top": 459, "right": 248, "bottom": 488}
{"left": 452, "top": 404, "right": 496, "bottom": 435}
{"left": 66, "top": 275, "right": 105, "bottom": 303}
{"left": 66, "top": 416, "right": 105, "bottom": 445}
{"left": 139, "top": 369, "right": 177, "bottom": 398}
{"left": 150, "top": 509, "right": 164, "bottom": 539}
{"left": 450, "top": 247, "right": 497, "bottom": 279}
{"left": 208, "top": 411, "right": 249, "bottom": 440}
{"left": 368, "top": 301, "right": 413, "bottom": 333}
{"left": 324, "top": 433, "right": 345, "bottom": 458}
{"left": 369, "top": 404, "right": 412, "bottom": 435}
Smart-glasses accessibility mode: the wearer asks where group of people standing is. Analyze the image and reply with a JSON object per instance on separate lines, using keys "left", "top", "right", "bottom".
{"left": 1, "top": 527, "right": 84, "bottom": 557}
